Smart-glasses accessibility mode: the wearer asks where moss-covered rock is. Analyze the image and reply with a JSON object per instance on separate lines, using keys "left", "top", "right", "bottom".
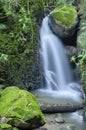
{"left": 49, "top": 3, "right": 78, "bottom": 38}
{"left": 0, "top": 87, "right": 45, "bottom": 129}
{"left": 51, "top": 3, "right": 77, "bottom": 28}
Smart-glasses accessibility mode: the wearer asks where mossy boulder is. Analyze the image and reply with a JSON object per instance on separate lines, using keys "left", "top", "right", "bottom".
{"left": 49, "top": 3, "right": 78, "bottom": 38}
{"left": 0, "top": 87, "right": 45, "bottom": 129}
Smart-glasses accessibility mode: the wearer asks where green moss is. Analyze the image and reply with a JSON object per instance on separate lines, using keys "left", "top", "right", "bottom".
{"left": 13, "top": 127, "right": 19, "bottom": 130}
{"left": 77, "top": 19, "right": 86, "bottom": 92}
{"left": 0, "top": 123, "right": 12, "bottom": 129}
{"left": 79, "top": 53, "right": 86, "bottom": 91}
{"left": 0, "top": 87, "right": 45, "bottom": 128}
{"left": 83, "top": 98, "right": 86, "bottom": 105}
{"left": 51, "top": 3, "right": 77, "bottom": 28}
{"left": 0, "top": 0, "right": 44, "bottom": 89}
{"left": 77, "top": 22, "right": 86, "bottom": 51}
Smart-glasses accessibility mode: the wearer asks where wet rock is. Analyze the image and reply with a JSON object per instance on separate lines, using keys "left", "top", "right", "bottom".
{"left": 83, "top": 108, "right": 86, "bottom": 121}
{"left": 65, "top": 46, "right": 77, "bottom": 57}
{"left": 35, "top": 127, "right": 48, "bottom": 130}
{"left": 44, "top": 8, "right": 50, "bottom": 16}
{"left": 49, "top": 3, "right": 78, "bottom": 38}
{"left": 55, "top": 114, "right": 65, "bottom": 123}
{"left": 55, "top": 117, "right": 65, "bottom": 123}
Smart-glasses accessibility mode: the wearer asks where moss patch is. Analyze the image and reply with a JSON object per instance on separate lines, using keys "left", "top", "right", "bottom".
{"left": 0, "top": 123, "right": 12, "bottom": 129}
{"left": 77, "top": 19, "right": 86, "bottom": 92}
{"left": 51, "top": 3, "right": 77, "bottom": 28}
{"left": 0, "top": 0, "right": 44, "bottom": 90}
{"left": 0, "top": 87, "right": 45, "bottom": 129}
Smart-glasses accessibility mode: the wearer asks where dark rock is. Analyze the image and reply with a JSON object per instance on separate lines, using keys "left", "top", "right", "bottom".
{"left": 40, "top": 103, "right": 84, "bottom": 113}
{"left": 65, "top": 46, "right": 77, "bottom": 57}
{"left": 55, "top": 117, "right": 65, "bottom": 123}
{"left": 83, "top": 108, "right": 86, "bottom": 121}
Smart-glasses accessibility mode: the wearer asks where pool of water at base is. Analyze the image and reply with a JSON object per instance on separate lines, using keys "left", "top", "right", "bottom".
{"left": 33, "top": 90, "right": 86, "bottom": 130}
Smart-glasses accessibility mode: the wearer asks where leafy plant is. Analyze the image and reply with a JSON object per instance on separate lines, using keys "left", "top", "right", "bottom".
{"left": 0, "top": 53, "right": 8, "bottom": 61}
{"left": 0, "top": 0, "right": 44, "bottom": 89}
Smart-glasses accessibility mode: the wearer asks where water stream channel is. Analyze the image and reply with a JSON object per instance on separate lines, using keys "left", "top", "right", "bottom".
{"left": 34, "top": 16, "right": 86, "bottom": 130}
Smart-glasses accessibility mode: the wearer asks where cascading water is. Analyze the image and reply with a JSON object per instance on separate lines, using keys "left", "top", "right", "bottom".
{"left": 38, "top": 16, "right": 84, "bottom": 104}
{"left": 40, "top": 16, "right": 74, "bottom": 89}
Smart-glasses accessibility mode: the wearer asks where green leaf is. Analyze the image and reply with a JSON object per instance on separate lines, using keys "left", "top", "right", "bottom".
{"left": 0, "top": 24, "right": 7, "bottom": 30}
{"left": 0, "top": 53, "right": 8, "bottom": 61}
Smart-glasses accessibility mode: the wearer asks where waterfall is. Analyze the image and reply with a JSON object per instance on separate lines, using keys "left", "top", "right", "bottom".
{"left": 39, "top": 16, "right": 84, "bottom": 103}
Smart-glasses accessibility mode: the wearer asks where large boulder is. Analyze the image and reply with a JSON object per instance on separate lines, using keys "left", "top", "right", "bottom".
{"left": 0, "top": 87, "right": 45, "bottom": 130}
{"left": 49, "top": 3, "right": 78, "bottom": 38}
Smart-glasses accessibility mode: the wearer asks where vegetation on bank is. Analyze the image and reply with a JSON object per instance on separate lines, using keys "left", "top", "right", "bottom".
{"left": 77, "top": 0, "right": 86, "bottom": 92}
{"left": 0, "top": 0, "right": 44, "bottom": 89}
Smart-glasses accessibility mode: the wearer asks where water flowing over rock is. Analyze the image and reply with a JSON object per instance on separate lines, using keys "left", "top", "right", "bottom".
{"left": 39, "top": 15, "right": 84, "bottom": 104}
{"left": 49, "top": 3, "right": 78, "bottom": 38}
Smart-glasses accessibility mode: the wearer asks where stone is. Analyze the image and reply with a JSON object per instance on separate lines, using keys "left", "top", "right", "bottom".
{"left": 55, "top": 114, "right": 65, "bottom": 123}
{"left": 0, "top": 86, "right": 45, "bottom": 129}
{"left": 65, "top": 46, "right": 77, "bottom": 57}
{"left": 55, "top": 117, "right": 65, "bottom": 123}
{"left": 49, "top": 3, "right": 78, "bottom": 38}
{"left": 83, "top": 108, "right": 86, "bottom": 121}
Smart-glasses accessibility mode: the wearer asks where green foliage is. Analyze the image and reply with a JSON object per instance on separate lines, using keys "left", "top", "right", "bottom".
{"left": 70, "top": 55, "right": 76, "bottom": 64}
{"left": 54, "top": 0, "right": 75, "bottom": 5}
{"left": 0, "top": 53, "right": 8, "bottom": 61}
{"left": 79, "top": 0, "right": 86, "bottom": 15}
{"left": 78, "top": 52, "right": 86, "bottom": 90}
{"left": 77, "top": 20, "right": 86, "bottom": 52}
{"left": 0, "top": 24, "right": 7, "bottom": 30}
{"left": 83, "top": 98, "right": 86, "bottom": 105}
{"left": 77, "top": 17, "right": 86, "bottom": 92}
{"left": 0, "top": 0, "right": 44, "bottom": 89}
{"left": 0, "top": 123, "right": 12, "bottom": 129}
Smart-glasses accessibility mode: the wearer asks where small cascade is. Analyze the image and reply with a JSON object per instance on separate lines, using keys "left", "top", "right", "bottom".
{"left": 39, "top": 16, "right": 84, "bottom": 103}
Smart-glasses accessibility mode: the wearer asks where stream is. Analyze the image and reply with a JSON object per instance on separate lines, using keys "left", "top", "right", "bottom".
{"left": 34, "top": 15, "right": 86, "bottom": 130}
{"left": 34, "top": 90, "right": 86, "bottom": 130}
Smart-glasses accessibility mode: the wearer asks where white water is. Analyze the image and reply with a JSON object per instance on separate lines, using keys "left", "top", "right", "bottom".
{"left": 39, "top": 16, "right": 84, "bottom": 103}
